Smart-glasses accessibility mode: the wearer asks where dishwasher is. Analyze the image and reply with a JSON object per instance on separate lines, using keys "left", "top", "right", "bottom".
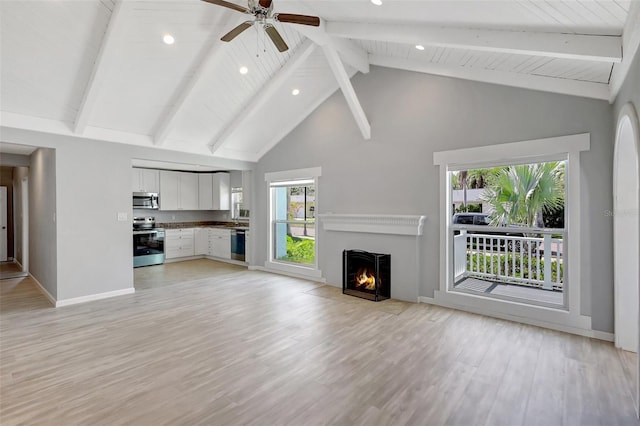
{"left": 230, "top": 229, "right": 246, "bottom": 261}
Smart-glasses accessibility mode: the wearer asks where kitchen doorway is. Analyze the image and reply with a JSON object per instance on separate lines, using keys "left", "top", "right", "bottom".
{"left": 0, "top": 162, "right": 30, "bottom": 280}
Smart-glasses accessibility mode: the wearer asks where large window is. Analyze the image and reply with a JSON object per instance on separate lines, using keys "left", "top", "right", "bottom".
{"left": 450, "top": 161, "right": 567, "bottom": 308}
{"left": 271, "top": 181, "right": 316, "bottom": 266}
{"left": 433, "top": 134, "right": 591, "bottom": 335}
{"left": 265, "top": 167, "right": 321, "bottom": 278}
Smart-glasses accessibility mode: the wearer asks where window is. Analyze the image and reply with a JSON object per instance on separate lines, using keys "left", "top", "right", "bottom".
{"left": 433, "top": 134, "right": 591, "bottom": 334}
{"left": 231, "top": 187, "right": 244, "bottom": 220}
{"left": 271, "top": 181, "right": 316, "bottom": 265}
{"left": 265, "top": 167, "right": 322, "bottom": 279}
{"left": 449, "top": 161, "right": 567, "bottom": 308}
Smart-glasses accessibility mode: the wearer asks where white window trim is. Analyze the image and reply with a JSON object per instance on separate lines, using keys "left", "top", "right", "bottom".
{"left": 264, "top": 167, "right": 323, "bottom": 280}
{"left": 430, "top": 133, "right": 601, "bottom": 338}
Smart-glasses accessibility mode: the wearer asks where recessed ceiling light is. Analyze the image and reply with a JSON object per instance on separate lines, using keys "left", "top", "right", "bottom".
{"left": 163, "top": 34, "right": 175, "bottom": 45}
{"left": 371, "top": 0, "right": 382, "bottom": 5}
{"left": 415, "top": 44, "right": 425, "bottom": 51}
{"left": 292, "top": 89, "right": 300, "bottom": 96}
{"left": 239, "top": 66, "right": 249, "bottom": 75}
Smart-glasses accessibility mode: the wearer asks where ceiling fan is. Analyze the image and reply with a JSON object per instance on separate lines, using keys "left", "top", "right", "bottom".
{"left": 202, "top": 0, "right": 320, "bottom": 53}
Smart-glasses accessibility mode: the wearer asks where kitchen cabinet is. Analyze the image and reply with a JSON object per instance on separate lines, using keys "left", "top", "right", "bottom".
{"left": 209, "top": 228, "right": 231, "bottom": 259}
{"left": 165, "top": 228, "right": 195, "bottom": 259}
{"left": 132, "top": 168, "right": 159, "bottom": 193}
{"left": 180, "top": 173, "right": 199, "bottom": 210}
{"left": 212, "top": 173, "right": 230, "bottom": 210}
{"left": 198, "top": 173, "right": 230, "bottom": 211}
{"left": 194, "top": 228, "right": 209, "bottom": 256}
{"left": 198, "top": 174, "right": 214, "bottom": 210}
{"left": 159, "top": 171, "right": 199, "bottom": 211}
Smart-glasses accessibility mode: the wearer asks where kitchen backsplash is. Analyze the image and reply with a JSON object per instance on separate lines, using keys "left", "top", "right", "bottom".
{"left": 133, "top": 209, "right": 230, "bottom": 223}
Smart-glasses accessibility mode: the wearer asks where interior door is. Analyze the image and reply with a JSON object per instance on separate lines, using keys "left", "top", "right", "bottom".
{"left": 0, "top": 186, "right": 8, "bottom": 261}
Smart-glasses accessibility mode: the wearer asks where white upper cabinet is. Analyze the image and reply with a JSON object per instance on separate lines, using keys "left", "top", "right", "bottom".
{"left": 212, "top": 173, "right": 230, "bottom": 210}
{"left": 132, "top": 168, "right": 159, "bottom": 193}
{"left": 159, "top": 171, "right": 199, "bottom": 210}
{"left": 159, "top": 170, "right": 179, "bottom": 210}
{"left": 180, "top": 173, "right": 199, "bottom": 210}
{"left": 198, "top": 174, "right": 214, "bottom": 210}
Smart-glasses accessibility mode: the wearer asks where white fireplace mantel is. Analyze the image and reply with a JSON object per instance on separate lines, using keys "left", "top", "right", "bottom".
{"left": 318, "top": 213, "right": 426, "bottom": 236}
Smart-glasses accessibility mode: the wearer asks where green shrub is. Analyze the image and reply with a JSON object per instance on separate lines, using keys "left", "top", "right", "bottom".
{"left": 466, "top": 253, "right": 563, "bottom": 284}
{"left": 280, "top": 235, "right": 315, "bottom": 264}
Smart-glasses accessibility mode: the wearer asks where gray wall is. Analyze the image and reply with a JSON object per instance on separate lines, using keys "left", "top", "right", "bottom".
{"left": 30, "top": 148, "right": 57, "bottom": 298}
{"left": 1, "top": 127, "right": 253, "bottom": 301}
{"left": 614, "top": 44, "right": 640, "bottom": 120}
{"left": 255, "top": 65, "right": 615, "bottom": 332}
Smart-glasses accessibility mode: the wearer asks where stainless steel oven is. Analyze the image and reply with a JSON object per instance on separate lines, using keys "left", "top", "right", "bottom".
{"left": 133, "top": 229, "right": 165, "bottom": 267}
{"left": 133, "top": 217, "right": 165, "bottom": 267}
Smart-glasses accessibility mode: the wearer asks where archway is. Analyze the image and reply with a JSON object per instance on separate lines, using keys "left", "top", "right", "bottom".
{"left": 613, "top": 102, "right": 640, "bottom": 415}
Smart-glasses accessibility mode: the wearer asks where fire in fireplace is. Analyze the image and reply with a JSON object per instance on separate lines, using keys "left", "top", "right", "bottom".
{"left": 343, "top": 250, "right": 390, "bottom": 301}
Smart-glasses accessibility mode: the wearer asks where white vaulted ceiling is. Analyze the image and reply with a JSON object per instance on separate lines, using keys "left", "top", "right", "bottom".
{"left": 1, "top": 0, "right": 639, "bottom": 162}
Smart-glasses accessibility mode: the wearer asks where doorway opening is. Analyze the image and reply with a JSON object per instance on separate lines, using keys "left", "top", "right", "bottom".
{"left": 0, "top": 169, "right": 29, "bottom": 280}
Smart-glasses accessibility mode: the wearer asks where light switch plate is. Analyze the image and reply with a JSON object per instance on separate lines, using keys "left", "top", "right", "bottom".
{"left": 117, "top": 212, "right": 128, "bottom": 221}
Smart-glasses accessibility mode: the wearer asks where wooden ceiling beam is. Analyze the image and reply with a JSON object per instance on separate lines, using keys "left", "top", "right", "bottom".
{"left": 327, "top": 21, "right": 622, "bottom": 63}
{"left": 252, "top": 67, "right": 358, "bottom": 161}
{"left": 73, "top": 0, "right": 127, "bottom": 134}
{"left": 609, "top": 1, "right": 640, "bottom": 102}
{"left": 369, "top": 55, "right": 610, "bottom": 101}
{"left": 153, "top": 11, "right": 234, "bottom": 146}
{"left": 322, "top": 45, "right": 371, "bottom": 140}
{"left": 295, "top": 20, "right": 369, "bottom": 74}
{"left": 208, "top": 39, "right": 316, "bottom": 154}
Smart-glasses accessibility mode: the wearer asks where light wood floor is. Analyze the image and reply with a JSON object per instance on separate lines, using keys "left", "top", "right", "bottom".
{"left": 1, "top": 265, "right": 639, "bottom": 425}
{"left": 0, "top": 261, "right": 27, "bottom": 280}
{"left": 134, "top": 258, "right": 246, "bottom": 291}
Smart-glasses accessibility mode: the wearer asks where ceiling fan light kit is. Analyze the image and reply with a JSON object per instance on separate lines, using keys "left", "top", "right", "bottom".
{"left": 202, "top": 0, "right": 320, "bottom": 52}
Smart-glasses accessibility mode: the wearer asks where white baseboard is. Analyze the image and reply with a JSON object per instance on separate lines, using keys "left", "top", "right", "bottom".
{"left": 418, "top": 295, "right": 613, "bottom": 342}
{"left": 164, "top": 255, "right": 249, "bottom": 267}
{"left": 30, "top": 274, "right": 56, "bottom": 306}
{"left": 55, "top": 288, "right": 135, "bottom": 307}
{"left": 249, "top": 265, "right": 327, "bottom": 284}
{"left": 204, "top": 255, "right": 248, "bottom": 267}
{"left": 163, "top": 255, "right": 203, "bottom": 263}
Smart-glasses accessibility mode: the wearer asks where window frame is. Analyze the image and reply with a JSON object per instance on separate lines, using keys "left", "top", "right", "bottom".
{"left": 265, "top": 167, "right": 322, "bottom": 279}
{"left": 433, "top": 134, "right": 592, "bottom": 335}
{"left": 448, "top": 159, "right": 568, "bottom": 309}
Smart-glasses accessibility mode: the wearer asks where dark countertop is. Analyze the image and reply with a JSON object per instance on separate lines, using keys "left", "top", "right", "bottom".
{"left": 158, "top": 221, "right": 250, "bottom": 230}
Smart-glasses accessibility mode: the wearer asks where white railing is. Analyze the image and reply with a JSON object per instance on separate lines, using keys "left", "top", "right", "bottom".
{"left": 453, "top": 226, "right": 564, "bottom": 291}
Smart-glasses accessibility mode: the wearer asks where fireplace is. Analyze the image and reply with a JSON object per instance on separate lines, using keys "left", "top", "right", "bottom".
{"left": 343, "top": 250, "right": 390, "bottom": 301}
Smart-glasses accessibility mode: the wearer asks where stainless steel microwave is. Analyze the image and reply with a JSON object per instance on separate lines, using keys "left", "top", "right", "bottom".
{"left": 133, "top": 192, "right": 159, "bottom": 209}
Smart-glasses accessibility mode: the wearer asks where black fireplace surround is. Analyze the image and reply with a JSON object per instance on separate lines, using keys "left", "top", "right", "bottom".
{"left": 343, "top": 249, "right": 390, "bottom": 301}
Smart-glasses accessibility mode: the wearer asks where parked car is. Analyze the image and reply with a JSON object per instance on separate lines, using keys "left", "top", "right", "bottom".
{"left": 452, "top": 212, "right": 491, "bottom": 226}
{"left": 452, "top": 212, "right": 526, "bottom": 251}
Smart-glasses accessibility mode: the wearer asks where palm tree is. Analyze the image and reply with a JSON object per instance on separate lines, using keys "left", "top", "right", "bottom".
{"left": 480, "top": 162, "right": 565, "bottom": 228}
{"left": 459, "top": 170, "right": 468, "bottom": 208}
{"left": 467, "top": 168, "right": 492, "bottom": 189}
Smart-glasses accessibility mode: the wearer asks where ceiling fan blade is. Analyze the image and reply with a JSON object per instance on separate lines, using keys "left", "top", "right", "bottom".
{"left": 264, "top": 24, "right": 288, "bottom": 52}
{"left": 201, "top": 0, "right": 250, "bottom": 14}
{"left": 221, "top": 22, "right": 254, "bottom": 42}
{"left": 274, "top": 13, "right": 320, "bottom": 27}
{"left": 258, "top": 0, "right": 272, "bottom": 8}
